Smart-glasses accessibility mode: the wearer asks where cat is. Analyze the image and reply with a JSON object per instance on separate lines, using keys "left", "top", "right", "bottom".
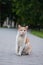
{"left": 16, "top": 25, "right": 32, "bottom": 56}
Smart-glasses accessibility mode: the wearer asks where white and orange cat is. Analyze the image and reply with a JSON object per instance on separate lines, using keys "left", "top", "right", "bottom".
{"left": 16, "top": 25, "right": 32, "bottom": 56}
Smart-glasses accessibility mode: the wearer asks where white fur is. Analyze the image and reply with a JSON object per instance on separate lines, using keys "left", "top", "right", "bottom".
{"left": 16, "top": 31, "right": 27, "bottom": 56}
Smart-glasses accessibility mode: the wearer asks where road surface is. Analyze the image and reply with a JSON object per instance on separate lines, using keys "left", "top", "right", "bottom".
{"left": 0, "top": 28, "right": 43, "bottom": 65}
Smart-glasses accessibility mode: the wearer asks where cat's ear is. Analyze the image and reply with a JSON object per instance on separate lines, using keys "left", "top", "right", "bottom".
{"left": 18, "top": 25, "right": 21, "bottom": 29}
{"left": 26, "top": 26, "right": 28, "bottom": 30}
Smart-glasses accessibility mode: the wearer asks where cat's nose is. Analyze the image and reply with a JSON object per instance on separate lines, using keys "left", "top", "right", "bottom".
{"left": 22, "top": 32, "right": 24, "bottom": 34}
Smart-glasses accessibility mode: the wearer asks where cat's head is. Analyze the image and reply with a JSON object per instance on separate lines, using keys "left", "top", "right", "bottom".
{"left": 18, "top": 25, "right": 28, "bottom": 36}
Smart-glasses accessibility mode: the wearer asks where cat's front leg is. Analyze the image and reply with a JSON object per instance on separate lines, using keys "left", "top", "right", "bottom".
{"left": 18, "top": 43, "right": 25, "bottom": 56}
{"left": 16, "top": 44, "right": 18, "bottom": 54}
{"left": 18, "top": 47, "right": 22, "bottom": 56}
{"left": 16, "top": 39, "right": 19, "bottom": 55}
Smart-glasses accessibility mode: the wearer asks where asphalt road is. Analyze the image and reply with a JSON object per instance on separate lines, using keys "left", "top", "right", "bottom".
{"left": 0, "top": 28, "right": 43, "bottom": 65}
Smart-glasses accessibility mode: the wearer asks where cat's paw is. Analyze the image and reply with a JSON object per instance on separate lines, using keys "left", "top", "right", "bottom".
{"left": 16, "top": 52, "right": 22, "bottom": 56}
{"left": 27, "top": 51, "right": 31, "bottom": 55}
{"left": 17, "top": 52, "right": 22, "bottom": 56}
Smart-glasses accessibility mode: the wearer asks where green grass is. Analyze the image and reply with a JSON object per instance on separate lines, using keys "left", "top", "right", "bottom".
{"left": 31, "top": 30, "right": 43, "bottom": 38}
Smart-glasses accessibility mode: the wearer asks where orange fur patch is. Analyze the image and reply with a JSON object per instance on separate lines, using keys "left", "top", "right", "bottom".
{"left": 25, "top": 38, "right": 30, "bottom": 44}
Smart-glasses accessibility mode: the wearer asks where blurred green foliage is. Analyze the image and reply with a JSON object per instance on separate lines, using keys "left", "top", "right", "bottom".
{"left": 1, "top": 0, "right": 43, "bottom": 26}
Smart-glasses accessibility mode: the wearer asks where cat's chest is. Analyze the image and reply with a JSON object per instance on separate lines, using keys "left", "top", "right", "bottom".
{"left": 18, "top": 36, "right": 24, "bottom": 43}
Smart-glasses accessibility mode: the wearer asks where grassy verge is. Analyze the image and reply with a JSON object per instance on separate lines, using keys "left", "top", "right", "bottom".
{"left": 31, "top": 30, "right": 43, "bottom": 38}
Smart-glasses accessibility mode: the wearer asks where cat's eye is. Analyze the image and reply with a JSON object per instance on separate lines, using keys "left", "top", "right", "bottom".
{"left": 24, "top": 30, "right": 26, "bottom": 31}
{"left": 20, "top": 30, "right": 22, "bottom": 31}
